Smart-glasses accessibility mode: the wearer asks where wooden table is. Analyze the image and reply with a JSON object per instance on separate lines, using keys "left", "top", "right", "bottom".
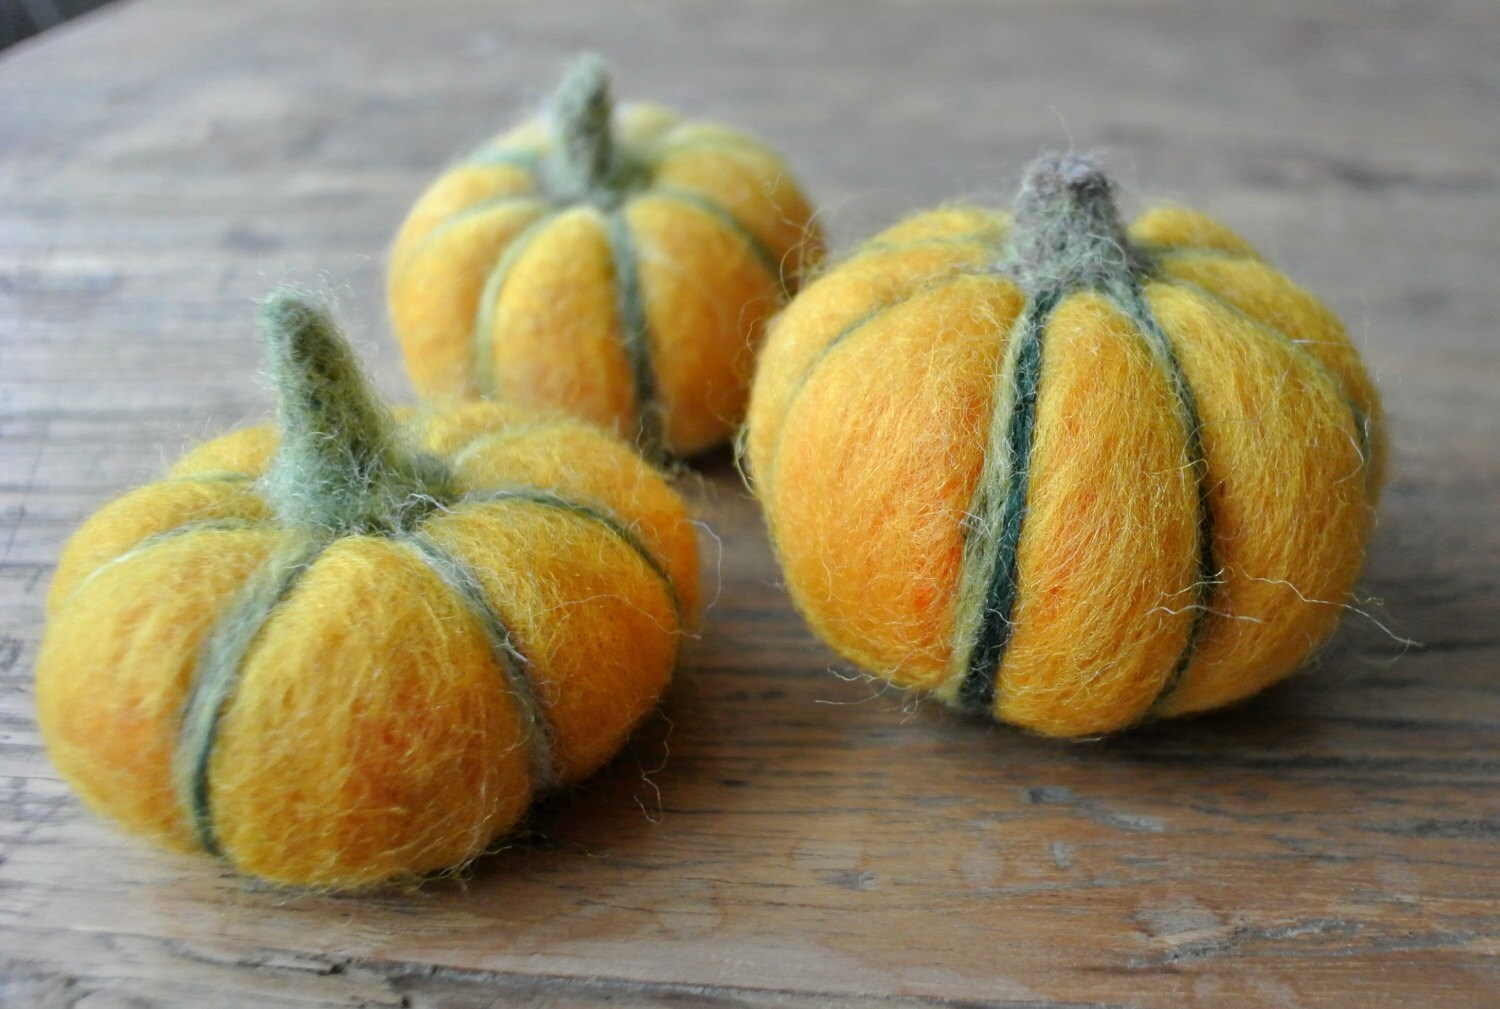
{"left": 3, "top": 2, "right": 1497, "bottom": 1006}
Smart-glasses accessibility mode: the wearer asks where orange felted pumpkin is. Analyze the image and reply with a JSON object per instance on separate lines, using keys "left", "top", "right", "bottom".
{"left": 388, "top": 56, "right": 824, "bottom": 459}
{"left": 746, "top": 154, "right": 1384, "bottom": 738}
{"left": 37, "top": 290, "right": 699, "bottom": 889}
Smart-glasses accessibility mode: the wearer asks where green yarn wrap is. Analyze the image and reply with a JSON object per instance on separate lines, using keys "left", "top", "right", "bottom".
{"left": 953, "top": 153, "right": 1216, "bottom": 720}
{"left": 177, "top": 536, "right": 325, "bottom": 855}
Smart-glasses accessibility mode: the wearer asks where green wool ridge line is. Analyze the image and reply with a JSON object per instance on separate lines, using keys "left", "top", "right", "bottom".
{"left": 173, "top": 289, "right": 476, "bottom": 856}
{"left": 175, "top": 536, "right": 329, "bottom": 856}
{"left": 401, "top": 532, "right": 559, "bottom": 792}
{"left": 950, "top": 153, "right": 1220, "bottom": 722}
{"left": 953, "top": 292, "right": 1055, "bottom": 715}
{"left": 763, "top": 272, "right": 980, "bottom": 499}
{"left": 652, "top": 186, "right": 790, "bottom": 296}
{"left": 1136, "top": 244, "right": 1375, "bottom": 489}
{"left": 404, "top": 193, "right": 551, "bottom": 270}
{"left": 544, "top": 56, "right": 702, "bottom": 462}
{"left": 604, "top": 209, "right": 667, "bottom": 461}
{"left": 1104, "top": 275, "right": 1218, "bottom": 721}
{"left": 463, "top": 57, "right": 662, "bottom": 458}
{"left": 65, "top": 520, "right": 264, "bottom": 606}
{"left": 1164, "top": 276, "right": 1374, "bottom": 484}
{"left": 461, "top": 485, "right": 683, "bottom": 623}
{"left": 471, "top": 209, "right": 562, "bottom": 398}
{"left": 446, "top": 422, "right": 564, "bottom": 469}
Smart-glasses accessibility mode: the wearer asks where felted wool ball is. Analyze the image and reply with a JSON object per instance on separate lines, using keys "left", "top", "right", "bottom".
{"left": 746, "top": 153, "right": 1385, "bottom": 739}
{"left": 37, "top": 290, "right": 699, "bottom": 890}
{"left": 387, "top": 55, "right": 824, "bottom": 460}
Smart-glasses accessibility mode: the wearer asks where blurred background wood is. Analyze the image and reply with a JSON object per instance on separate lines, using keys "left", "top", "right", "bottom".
{"left": 2, "top": 1, "right": 1497, "bottom": 1006}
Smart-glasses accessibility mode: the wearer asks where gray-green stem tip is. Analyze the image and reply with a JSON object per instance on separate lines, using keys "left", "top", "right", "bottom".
{"left": 1009, "top": 152, "right": 1146, "bottom": 296}
{"left": 257, "top": 288, "right": 452, "bottom": 534}
{"left": 550, "top": 53, "right": 616, "bottom": 197}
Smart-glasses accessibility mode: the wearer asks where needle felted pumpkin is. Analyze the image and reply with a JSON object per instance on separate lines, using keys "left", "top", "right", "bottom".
{"left": 387, "top": 55, "right": 824, "bottom": 460}
{"left": 746, "top": 153, "right": 1385, "bottom": 738}
{"left": 36, "top": 290, "right": 699, "bottom": 889}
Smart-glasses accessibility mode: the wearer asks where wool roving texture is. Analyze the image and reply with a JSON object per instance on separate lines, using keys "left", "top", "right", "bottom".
{"left": 388, "top": 55, "right": 824, "bottom": 461}
{"left": 37, "top": 290, "right": 699, "bottom": 890}
{"left": 746, "top": 153, "right": 1385, "bottom": 739}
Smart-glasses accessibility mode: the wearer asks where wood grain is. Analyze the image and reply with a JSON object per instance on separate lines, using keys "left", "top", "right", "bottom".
{"left": 2, "top": 1, "right": 1498, "bottom": 1006}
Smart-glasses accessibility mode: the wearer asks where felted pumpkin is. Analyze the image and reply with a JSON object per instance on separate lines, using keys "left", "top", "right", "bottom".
{"left": 37, "top": 290, "right": 699, "bottom": 889}
{"left": 387, "top": 55, "right": 824, "bottom": 460}
{"left": 746, "top": 153, "right": 1385, "bottom": 738}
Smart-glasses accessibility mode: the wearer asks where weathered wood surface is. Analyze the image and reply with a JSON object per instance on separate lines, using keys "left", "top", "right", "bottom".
{"left": 2, "top": 1, "right": 1498, "bottom": 1006}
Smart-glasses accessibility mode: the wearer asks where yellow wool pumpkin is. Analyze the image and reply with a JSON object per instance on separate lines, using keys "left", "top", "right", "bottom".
{"left": 388, "top": 56, "right": 823, "bottom": 460}
{"left": 746, "top": 154, "right": 1385, "bottom": 738}
{"left": 37, "top": 290, "right": 699, "bottom": 889}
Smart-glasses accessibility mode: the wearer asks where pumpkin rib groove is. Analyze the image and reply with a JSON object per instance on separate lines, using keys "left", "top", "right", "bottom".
{"left": 471, "top": 210, "right": 563, "bottom": 398}
{"left": 458, "top": 486, "right": 682, "bottom": 621}
{"left": 65, "top": 519, "right": 268, "bottom": 605}
{"left": 174, "top": 536, "right": 329, "bottom": 858}
{"left": 1145, "top": 285, "right": 1370, "bottom": 719}
{"left": 1106, "top": 279, "right": 1219, "bottom": 721}
{"left": 953, "top": 162, "right": 1226, "bottom": 724}
{"left": 1161, "top": 277, "right": 1374, "bottom": 480}
{"left": 604, "top": 208, "right": 665, "bottom": 460}
{"left": 650, "top": 186, "right": 788, "bottom": 295}
{"left": 393, "top": 195, "right": 550, "bottom": 281}
{"left": 400, "top": 532, "right": 557, "bottom": 791}
{"left": 763, "top": 270, "right": 985, "bottom": 499}
{"left": 447, "top": 423, "right": 572, "bottom": 468}
{"left": 953, "top": 291, "right": 1057, "bottom": 715}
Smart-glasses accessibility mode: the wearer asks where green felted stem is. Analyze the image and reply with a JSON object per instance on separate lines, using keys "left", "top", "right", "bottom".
{"left": 548, "top": 54, "right": 618, "bottom": 201}
{"left": 1008, "top": 152, "right": 1149, "bottom": 296}
{"left": 258, "top": 288, "right": 454, "bottom": 534}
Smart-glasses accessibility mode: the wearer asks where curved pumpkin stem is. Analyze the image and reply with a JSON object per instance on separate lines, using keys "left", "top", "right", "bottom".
{"left": 258, "top": 288, "right": 453, "bottom": 533}
{"left": 1009, "top": 153, "right": 1150, "bottom": 297}
{"left": 550, "top": 53, "right": 616, "bottom": 199}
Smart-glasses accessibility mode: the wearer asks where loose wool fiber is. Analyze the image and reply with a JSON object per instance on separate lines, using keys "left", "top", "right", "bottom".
{"left": 37, "top": 291, "right": 699, "bottom": 890}
{"left": 746, "top": 154, "right": 1385, "bottom": 739}
{"left": 388, "top": 55, "right": 823, "bottom": 460}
